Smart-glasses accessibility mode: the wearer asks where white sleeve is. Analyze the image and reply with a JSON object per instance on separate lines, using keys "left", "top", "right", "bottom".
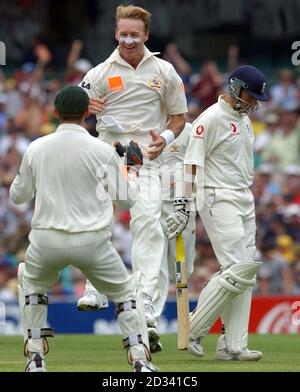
{"left": 165, "top": 65, "right": 188, "bottom": 115}
{"left": 79, "top": 66, "right": 104, "bottom": 99}
{"left": 184, "top": 112, "right": 218, "bottom": 167}
{"left": 9, "top": 151, "right": 35, "bottom": 204}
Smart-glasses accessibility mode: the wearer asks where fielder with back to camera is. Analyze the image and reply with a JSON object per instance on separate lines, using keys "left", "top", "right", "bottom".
{"left": 10, "top": 86, "right": 157, "bottom": 372}
{"left": 77, "top": 3, "right": 187, "bottom": 347}
{"left": 167, "top": 65, "right": 269, "bottom": 360}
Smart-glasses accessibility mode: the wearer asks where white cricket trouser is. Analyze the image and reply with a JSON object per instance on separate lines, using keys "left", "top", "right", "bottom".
{"left": 130, "top": 164, "right": 165, "bottom": 298}
{"left": 198, "top": 187, "right": 257, "bottom": 351}
{"left": 153, "top": 200, "right": 196, "bottom": 321}
{"left": 19, "top": 229, "right": 148, "bottom": 353}
{"left": 199, "top": 187, "right": 256, "bottom": 268}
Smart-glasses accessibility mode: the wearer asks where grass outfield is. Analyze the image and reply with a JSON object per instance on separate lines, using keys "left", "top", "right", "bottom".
{"left": 0, "top": 334, "right": 299, "bottom": 372}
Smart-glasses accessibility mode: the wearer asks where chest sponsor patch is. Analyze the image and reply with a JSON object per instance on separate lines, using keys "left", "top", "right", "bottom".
{"left": 230, "top": 123, "right": 240, "bottom": 136}
{"left": 108, "top": 75, "right": 125, "bottom": 92}
{"left": 148, "top": 77, "right": 161, "bottom": 89}
{"left": 193, "top": 125, "right": 205, "bottom": 139}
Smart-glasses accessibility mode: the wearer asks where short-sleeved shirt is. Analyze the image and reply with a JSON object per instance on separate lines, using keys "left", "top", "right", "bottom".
{"left": 9, "top": 124, "right": 137, "bottom": 233}
{"left": 184, "top": 95, "right": 254, "bottom": 189}
{"left": 80, "top": 46, "right": 187, "bottom": 152}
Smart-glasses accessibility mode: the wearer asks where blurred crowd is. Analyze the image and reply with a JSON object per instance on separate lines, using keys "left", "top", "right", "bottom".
{"left": 1, "top": 37, "right": 300, "bottom": 302}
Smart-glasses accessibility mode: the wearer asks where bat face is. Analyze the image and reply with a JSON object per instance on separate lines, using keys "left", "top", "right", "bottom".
{"left": 175, "top": 234, "right": 190, "bottom": 350}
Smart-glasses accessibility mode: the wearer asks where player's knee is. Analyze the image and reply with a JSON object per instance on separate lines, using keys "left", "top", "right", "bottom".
{"left": 220, "top": 261, "right": 262, "bottom": 293}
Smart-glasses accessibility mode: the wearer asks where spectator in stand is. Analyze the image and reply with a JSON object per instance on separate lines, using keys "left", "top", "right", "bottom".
{"left": 281, "top": 165, "right": 300, "bottom": 205}
{"left": 270, "top": 69, "right": 298, "bottom": 111}
{"left": 162, "top": 42, "right": 192, "bottom": 98}
{"left": 282, "top": 204, "right": 300, "bottom": 242}
{"left": 262, "top": 109, "right": 300, "bottom": 170}
{"left": 254, "top": 112, "right": 280, "bottom": 167}
{"left": 65, "top": 40, "right": 92, "bottom": 85}
{"left": 255, "top": 240, "right": 293, "bottom": 295}
{"left": 226, "top": 45, "right": 241, "bottom": 74}
{"left": 252, "top": 164, "right": 281, "bottom": 206}
{"left": 190, "top": 61, "right": 224, "bottom": 109}
{"left": 0, "top": 119, "right": 30, "bottom": 156}
{"left": 291, "top": 260, "right": 300, "bottom": 294}
{"left": 0, "top": 92, "right": 8, "bottom": 136}
{"left": 276, "top": 234, "right": 295, "bottom": 264}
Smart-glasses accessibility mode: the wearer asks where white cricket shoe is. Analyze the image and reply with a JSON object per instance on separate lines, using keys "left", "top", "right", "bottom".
{"left": 148, "top": 327, "right": 163, "bottom": 353}
{"left": 215, "top": 334, "right": 262, "bottom": 361}
{"left": 25, "top": 352, "right": 46, "bottom": 372}
{"left": 215, "top": 348, "right": 263, "bottom": 361}
{"left": 143, "top": 295, "right": 156, "bottom": 327}
{"left": 133, "top": 360, "right": 159, "bottom": 372}
{"left": 188, "top": 337, "right": 204, "bottom": 357}
{"left": 77, "top": 290, "right": 109, "bottom": 311}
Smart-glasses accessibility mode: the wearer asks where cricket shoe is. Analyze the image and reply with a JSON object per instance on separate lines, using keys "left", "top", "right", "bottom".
{"left": 133, "top": 360, "right": 159, "bottom": 372}
{"left": 25, "top": 352, "right": 46, "bottom": 372}
{"left": 187, "top": 337, "right": 204, "bottom": 357}
{"left": 143, "top": 294, "right": 156, "bottom": 327}
{"left": 215, "top": 348, "right": 263, "bottom": 361}
{"left": 148, "top": 327, "right": 163, "bottom": 353}
{"left": 77, "top": 290, "right": 109, "bottom": 311}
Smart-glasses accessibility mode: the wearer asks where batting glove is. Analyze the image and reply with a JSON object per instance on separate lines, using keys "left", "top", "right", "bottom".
{"left": 166, "top": 198, "right": 191, "bottom": 240}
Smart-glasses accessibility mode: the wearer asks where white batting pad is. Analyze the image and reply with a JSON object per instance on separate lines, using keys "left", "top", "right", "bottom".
{"left": 221, "top": 287, "right": 253, "bottom": 354}
{"left": 190, "top": 262, "right": 261, "bottom": 340}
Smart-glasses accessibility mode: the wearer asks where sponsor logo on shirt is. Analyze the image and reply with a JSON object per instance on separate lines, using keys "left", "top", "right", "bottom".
{"left": 80, "top": 81, "right": 90, "bottom": 90}
{"left": 108, "top": 76, "right": 125, "bottom": 92}
{"left": 167, "top": 143, "right": 181, "bottom": 153}
{"left": 148, "top": 77, "right": 161, "bottom": 89}
{"left": 230, "top": 123, "right": 240, "bottom": 136}
{"left": 193, "top": 125, "right": 204, "bottom": 139}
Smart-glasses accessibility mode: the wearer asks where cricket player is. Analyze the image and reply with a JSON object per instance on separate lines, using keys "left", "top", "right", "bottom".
{"left": 149, "top": 122, "right": 196, "bottom": 352}
{"left": 10, "top": 86, "right": 157, "bottom": 372}
{"left": 77, "top": 123, "right": 196, "bottom": 354}
{"left": 78, "top": 5, "right": 187, "bottom": 328}
{"left": 167, "top": 65, "right": 269, "bottom": 360}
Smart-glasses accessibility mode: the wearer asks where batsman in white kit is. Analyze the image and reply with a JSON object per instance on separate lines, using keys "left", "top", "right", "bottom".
{"left": 77, "top": 3, "right": 187, "bottom": 342}
{"left": 167, "top": 65, "right": 269, "bottom": 360}
{"left": 9, "top": 86, "right": 157, "bottom": 372}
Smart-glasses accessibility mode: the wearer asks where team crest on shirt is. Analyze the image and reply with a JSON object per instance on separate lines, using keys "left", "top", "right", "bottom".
{"left": 230, "top": 123, "right": 240, "bottom": 136}
{"left": 193, "top": 125, "right": 205, "bottom": 139}
{"left": 167, "top": 143, "right": 181, "bottom": 153}
{"left": 148, "top": 77, "right": 162, "bottom": 89}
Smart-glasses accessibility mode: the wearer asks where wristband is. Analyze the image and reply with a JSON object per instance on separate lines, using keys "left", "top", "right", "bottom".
{"left": 160, "top": 129, "right": 175, "bottom": 146}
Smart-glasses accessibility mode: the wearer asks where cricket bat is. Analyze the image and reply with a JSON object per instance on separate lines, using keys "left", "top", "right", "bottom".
{"left": 175, "top": 233, "right": 190, "bottom": 349}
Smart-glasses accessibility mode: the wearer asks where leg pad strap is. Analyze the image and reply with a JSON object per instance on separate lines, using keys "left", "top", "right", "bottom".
{"left": 27, "top": 328, "right": 54, "bottom": 339}
{"left": 123, "top": 334, "right": 143, "bottom": 349}
{"left": 115, "top": 300, "right": 136, "bottom": 316}
{"left": 25, "top": 294, "right": 48, "bottom": 305}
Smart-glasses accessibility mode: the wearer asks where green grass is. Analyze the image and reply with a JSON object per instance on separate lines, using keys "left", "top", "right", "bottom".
{"left": 0, "top": 334, "right": 299, "bottom": 372}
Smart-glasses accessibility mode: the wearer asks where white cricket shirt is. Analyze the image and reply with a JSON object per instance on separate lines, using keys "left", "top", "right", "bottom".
{"left": 184, "top": 95, "right": 254, "bottom": 189}
{"left": 10, "top": 124, "right": 137, "bottom": 233}
{"left": 80, "top": 46, "right": 187, "bottom": 152}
